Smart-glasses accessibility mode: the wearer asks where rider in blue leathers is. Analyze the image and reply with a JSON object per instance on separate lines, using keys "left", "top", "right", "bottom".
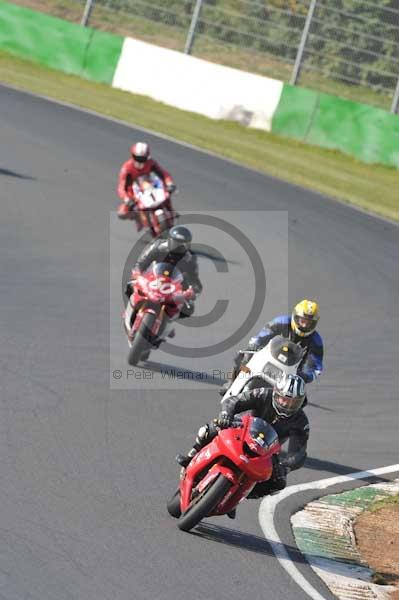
{"left": 230, "top": 299, "right": 324, "bottom": 386}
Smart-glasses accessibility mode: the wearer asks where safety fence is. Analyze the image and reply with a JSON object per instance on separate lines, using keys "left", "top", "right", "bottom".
{"left": 79, "top": 0, "right": 399, "bottom": 112}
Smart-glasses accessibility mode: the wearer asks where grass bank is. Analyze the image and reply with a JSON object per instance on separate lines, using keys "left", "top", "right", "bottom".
{"left": 0, "top": 50, "right": 398, "bottom": 222}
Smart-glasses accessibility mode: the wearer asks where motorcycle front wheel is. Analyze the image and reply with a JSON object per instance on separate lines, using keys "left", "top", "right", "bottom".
{"left": 158, "top": 210, "right": 171, "bottom": 235}
{"left": 127, "top": 312, "right": 157, "bottom": 366}
{"left": 177, "top": 474, "right": 232, "bottom": 532}
{"left": 167, "top": 490, "right": 181, "bottom": 518}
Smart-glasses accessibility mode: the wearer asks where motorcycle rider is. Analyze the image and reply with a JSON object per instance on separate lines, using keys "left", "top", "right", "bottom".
{"left": 126, "top": 225, "right": 202, "bottom": 319}
{"left": 177, "top": 373, "right": 309, "bottom": 516}
{"left": 226, "top": 300, "right": 323, "bottom": 391}
{"left": 117, "top": 142, "right": 176, "bottom": 227}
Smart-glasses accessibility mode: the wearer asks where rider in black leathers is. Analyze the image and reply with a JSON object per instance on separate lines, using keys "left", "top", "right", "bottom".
{"left": 126, "top": 225, "right": 202, "bottom": 318}
{"left": 177, "top": 374, "right": 309, "bottom": 508}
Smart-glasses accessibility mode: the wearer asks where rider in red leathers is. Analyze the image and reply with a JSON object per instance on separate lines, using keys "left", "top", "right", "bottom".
{"left": 117, "top": 142, "right": 176, "bottom": 228}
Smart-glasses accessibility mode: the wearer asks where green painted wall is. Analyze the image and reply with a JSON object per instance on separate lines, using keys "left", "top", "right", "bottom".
{"left": 273, "top": 83, "right": 399, "bottom": 168}
{"left": 0, "top": 1, "right": 123, "bottom": 83}
{"left": 271, "top": 85, "right": 320, "bottom": 142}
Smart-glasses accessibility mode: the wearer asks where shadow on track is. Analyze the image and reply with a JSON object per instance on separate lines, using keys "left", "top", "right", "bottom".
{"left": 193, "top": 523, "right": 307, "bottom": 563}
{"left": 143, "top": 360, "right": 226, "bottom": 386}
{"left": 194, "top": 522, "right": 393, "bottom": 577}
{"left": 307, "top": 400, "right": 334, "bottom": 412}
{"left": 192, "top": 249, "right": 240, "bottom": 266}
{"left": 304, "top": 457, "right": 361, "bottom": 475}
{"left": 0, "top": 167, "right": 36, "bottom": 180}
{"left": 304, "top": 457, "right": 395, "bottom": 483}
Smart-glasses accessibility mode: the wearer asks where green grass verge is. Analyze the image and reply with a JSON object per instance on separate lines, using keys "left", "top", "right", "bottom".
{"left": 1, "top": 49, "right": 398, "bottom": 222}
{"left": 368, "top": 494, "right": 399, "bottom": 513}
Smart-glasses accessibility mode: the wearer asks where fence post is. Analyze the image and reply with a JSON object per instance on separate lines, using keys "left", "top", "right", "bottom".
{"left": 81, "top": 0, "right": 95, "bottom": 26}
{"left": 290, "top": 0, "right": 317, "bottom": 86}
{"left": 391, "top": 75, "right": 399, "bottom": 113}
{"left": 184, "top": 0, "right": 204, "bottom": 55}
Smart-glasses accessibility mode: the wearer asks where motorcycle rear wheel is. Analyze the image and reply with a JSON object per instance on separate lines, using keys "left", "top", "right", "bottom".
{"left": 128, "top": 312, "right": 157, "bottom": 366}
{"left": 177, "top": 474, "right": 232, "bottom": 532}
{"left": 157, "top": 211, "right": 171, "bottom": 235}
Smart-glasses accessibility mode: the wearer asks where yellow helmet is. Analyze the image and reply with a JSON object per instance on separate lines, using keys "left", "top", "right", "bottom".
{"left": 291, "top": 299, "right": 319, "bottom": 337}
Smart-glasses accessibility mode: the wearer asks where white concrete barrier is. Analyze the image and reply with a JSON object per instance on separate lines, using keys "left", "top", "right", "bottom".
{"left": 112, "top": 37, "right": 283, "bottom": 132}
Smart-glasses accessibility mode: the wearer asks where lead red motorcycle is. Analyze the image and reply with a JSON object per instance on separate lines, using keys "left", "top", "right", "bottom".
{"left": 167, "top": 415, "right": 281, "bottom": 532}
{"left": 117, "top": 172, "right": 176, "bottom": 238}
{"left": 123, "top": 261, "right": 195, "bottom": 366}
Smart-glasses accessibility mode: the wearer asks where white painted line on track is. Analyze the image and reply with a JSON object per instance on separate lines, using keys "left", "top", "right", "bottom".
{"left": 258, "top": 463, "right": 399, "bottom": 600}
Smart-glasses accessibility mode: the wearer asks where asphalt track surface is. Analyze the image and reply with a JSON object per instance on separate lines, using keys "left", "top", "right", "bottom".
{"left": 1, "top": 83, "right": 398, "bottom": 600}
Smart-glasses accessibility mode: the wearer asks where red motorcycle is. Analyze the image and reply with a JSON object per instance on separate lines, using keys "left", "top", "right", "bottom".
{"left": 123, "top": 261, "right": 195, "bottom": 366}
{"left": 117, "top": 172, "right": 176, "bottom": 238}
{"left": 167, "top": 414, "right": 281, "bottom": 532}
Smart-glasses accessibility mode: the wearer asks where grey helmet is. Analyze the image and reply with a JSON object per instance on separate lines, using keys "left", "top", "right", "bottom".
{"left": 168, "top": 226, "right": 192, "bottom": 255}
{"left": 272, "top": 373, "right": 306, "bottom": 418}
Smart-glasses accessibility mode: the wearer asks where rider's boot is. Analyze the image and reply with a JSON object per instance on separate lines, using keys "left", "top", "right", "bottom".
{"left": 226, "top": 508, "right": 237, "bottom": 520}
{"left": 176, "top": 447, "right": 198, "bottom": 468}
{"left": 176, "top": 424, "right": 213, "bottom": 468}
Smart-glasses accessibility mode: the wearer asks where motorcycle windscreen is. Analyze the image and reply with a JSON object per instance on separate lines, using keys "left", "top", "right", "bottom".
{"left": 249, "top": 418, "right": 279, "bottom": 456}
{"left": 148, "top": 262, "right": 184, "bottom": 283}
{"left": 268, "top": 335, "right": 304, "bottom": 366}
{"left": 136, "top": 172, "right": 163, "bottom": 189}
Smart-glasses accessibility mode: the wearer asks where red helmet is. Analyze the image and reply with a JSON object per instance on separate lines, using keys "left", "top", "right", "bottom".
{"left": 130, "top": 142, "right": 150, "bottom": 164}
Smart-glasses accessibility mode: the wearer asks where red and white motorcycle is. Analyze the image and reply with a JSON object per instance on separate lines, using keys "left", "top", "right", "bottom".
{"left": 118, "top": 172, "right": 176, "bottom": 237}
{"left": 123, "top": 261, "right": 195, "bottom": 365}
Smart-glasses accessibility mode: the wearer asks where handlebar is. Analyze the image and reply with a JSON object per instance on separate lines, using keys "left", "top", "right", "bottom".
{"left": 213, "top": 417, "right": 243, "bottom": 430}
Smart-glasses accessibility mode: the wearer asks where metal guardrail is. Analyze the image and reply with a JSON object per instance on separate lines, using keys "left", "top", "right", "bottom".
{"left": 80, "top": 0, "right": 399, "bottom": 113}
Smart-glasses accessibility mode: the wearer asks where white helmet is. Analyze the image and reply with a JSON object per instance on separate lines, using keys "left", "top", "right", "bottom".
{"left": 130, "top": 142, "right": 150, "bottom": 168}
{"left": 272, "top": 373, "right": 305, "bottom": 418}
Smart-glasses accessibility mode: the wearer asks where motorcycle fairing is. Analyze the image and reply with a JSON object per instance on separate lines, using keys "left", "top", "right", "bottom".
{"left": 179, "top": 417, "right": 279, "bottom": 516}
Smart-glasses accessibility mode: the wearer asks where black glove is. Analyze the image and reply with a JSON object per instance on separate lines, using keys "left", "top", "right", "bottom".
{"left": 166, "top": 182, "right": 176, "bottom": 193}
{"left": 216, "top": 411, "right": 233, "bottom": 429}
{"left": 297, "top": 370, "right": 313, "bottom": 384}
